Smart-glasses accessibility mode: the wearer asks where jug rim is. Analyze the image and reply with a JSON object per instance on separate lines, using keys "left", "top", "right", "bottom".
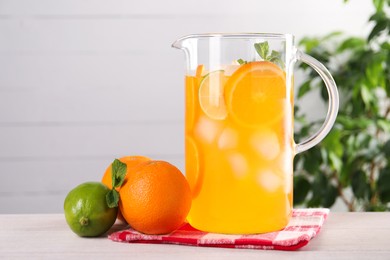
{"left": 172, "top": 33, "right": 294, "bottom": 48}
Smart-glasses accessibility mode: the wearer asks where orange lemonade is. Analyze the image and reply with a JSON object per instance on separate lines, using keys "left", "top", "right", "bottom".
{"left": 185, "top": 61, "right": 294, "bottom": 234}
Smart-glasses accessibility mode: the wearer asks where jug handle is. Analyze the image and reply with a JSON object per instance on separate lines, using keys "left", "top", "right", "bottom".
{"left": 294, "top": 49, "right": 339, "bottom": 154}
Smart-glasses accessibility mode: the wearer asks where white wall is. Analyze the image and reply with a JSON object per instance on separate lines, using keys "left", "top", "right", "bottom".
{"left": 0, "top": 0, "right": 374, "bottom": 213}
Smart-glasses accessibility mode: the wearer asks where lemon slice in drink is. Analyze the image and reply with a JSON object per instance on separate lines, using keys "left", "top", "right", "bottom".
{"left": 225, "top": 61, "right": 286, "bottom": 127}
{"left": 199, "top": 70, "right": 228, "bottom": 120}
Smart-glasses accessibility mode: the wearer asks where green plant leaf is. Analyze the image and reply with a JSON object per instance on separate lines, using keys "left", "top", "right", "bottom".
{"left": 360, "top": 84, "right": 374, "bottom": 107}
{"left": 329, "top": 151, "right": 343, "bottom": 172}
{"left": 303, "top": 147, "right": 322, "bottom": 173}
{"left": 339, "top": 160, "right": 356, "bottom": 187}
{"left": 238, "top": 42, "right": 283, "bottom": 67}
{"left": 322, "top": 129, "right": 343, "bottom": 158}
{"left": 321, "top": 31, "right": 343, "bottom": 41}
{"left": 369, "top": 10, "right": 386, "bottom": 22}
{"left": 293, "top": 176, "right": 311, "bottom": 204}
{"left": 377, "top": 168, "right": 390, "bottom": 203}
{"left": 268, "top": 50, "right": 279, "bottom": 60}
{"left": 373, "top": 0, "right": 385, "bottom": 11}
{"left": 337, "top": 115, "right": 373, "bottom": 130}
{"left": 307, "top": 196, "right": 321, "bottom": 208}
{"left": 254, "top": 42, "right": 269, "bottom": 60}
{"left": 106, "top": 189, "right": 120, "bottom": 208}
{"left": 351, "top": 170, "right": 369, "bottom": 199}
{"left": 382, "top": 41, "right": 390, "bottom": 50}
{"left": 383, "top": 140, "right": 390, "bottom": 157}
{"left": 269, "top": 50, "right": 285, "bottom": 68}
{"left": 365, "top": 56, "right": 386, "bottom": 88}
{"left": 237, "top": 58, "right": 247, "bottom": 65}
{"left": 297, "top": 80, "right": 312, "bottom": 99}
{"left": 111, "top": 159, "right": 127, "bottom": 188}
{"left": 356, "top": 132, "right": 373, "bottom": 149}
{"left": 308, "top": 172, "right": 328, "bottom": 207}
{"left": 293, "top": 0, "right": 390, "bottom": 211}
{"left": 322, "top": 185, "right": 338, "bottom": 208}
{"left": 336, "top": 115, "right": 356, "bottom": 130}
{"left": 299, "top": 37, "right": 320, "bottom": 52}
{"left": 368, "top": 19, "right": 388, "bottom": 42}
{"left": 378, "top": 119, "right": 390, "bottom": 132}
{"left": 366, "top": 204, "right": 390, "bottom": 212}
{"left": 337, "top": 37, "right": 366, "bottom": 53}
{"left": 320, "top": 147, "right": 329, "bottom": 166}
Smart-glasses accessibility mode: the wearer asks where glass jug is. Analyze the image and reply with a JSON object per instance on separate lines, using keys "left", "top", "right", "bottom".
{"left": 172, "top": 33, "right": 339, "bottom": 234}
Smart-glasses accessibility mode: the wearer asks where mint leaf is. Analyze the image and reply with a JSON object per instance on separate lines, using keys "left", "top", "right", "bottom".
{"left": 237, "top": 58, "right": 247, "bottom": 65}
{"left": 238, "top": 41, "right": 284, "bottom": 68}
{"left": 255, "top": 42, "right": 269, "bottom": 60}
{"left": 106, "top": 159, "right": 127, "bottom": 208}
{"left": 269, "top": 50, "right": 285, "bottom": 68}
{"left": 106, "top": 189, "right": 120, "bottom": 208}
{"left": 269, "top": 50, "right": 281, "bottom": 61}
{"left": 111, "top": 159, "right": 127, "bottom": 188}
{"left": 254, "top": 43, "right": 285, "bottom": 68}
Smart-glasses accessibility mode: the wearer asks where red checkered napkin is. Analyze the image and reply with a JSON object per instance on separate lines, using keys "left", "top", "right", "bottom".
{"left": 108, "top": 208, "right": 329, "bottom": 251}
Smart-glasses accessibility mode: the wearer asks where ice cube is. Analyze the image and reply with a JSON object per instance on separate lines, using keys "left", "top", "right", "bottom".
{"left": 194, "top": 116, "right": 221, "bottom": 143}
{"left": 273, "top": 151, "right": 293, "bottom": 193}
{"left": 251, "top": 129, "right": 280, "bottom": 160}
{"left": 228, "top": 153, "right": 248, "bottom": 178}
{"left": 218, "top": 128, "right": 238, "bottom": 150}
{"left": 257, "top": 170, "right": 281, "bottom": 192}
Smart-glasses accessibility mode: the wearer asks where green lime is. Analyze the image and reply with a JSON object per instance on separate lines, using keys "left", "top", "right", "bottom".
{"left": 64, "top": 182, "right": 118, "bottom": 237}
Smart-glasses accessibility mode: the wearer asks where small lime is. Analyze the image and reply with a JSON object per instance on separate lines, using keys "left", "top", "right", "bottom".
{"left": 64, "top": 182, "right": 118, "bottom": 237}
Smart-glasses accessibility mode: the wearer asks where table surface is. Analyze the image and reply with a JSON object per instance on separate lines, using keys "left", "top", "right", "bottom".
{"left": 1, "top": 212, "right": 389, "bottom": 259}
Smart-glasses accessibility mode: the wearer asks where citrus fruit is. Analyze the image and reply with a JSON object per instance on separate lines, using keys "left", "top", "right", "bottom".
{"left": 195, "top": 64, "right": 205, "bottom": 77}
{"left": 225, "top": 61, "right": 286, "bottom": 127}
{"left": 185, "top": 136, "right": 203, "bottom": 198}
{"left": 119, "top": 160, "right": 192, "bottom": 235}
{"left": 101, "top": 155, "right": 150, "bottom": 222}
{"left": 64, "top": 182, "right": 118, "bottom": 237}
{"left": 199, "top": 70, "right": 228, "bottom": 120}
{"left": 101, "top": 155, "right": 151, "bottom": 189}
{"left": 186, "top": 76, "right": 198, "bottom": 131}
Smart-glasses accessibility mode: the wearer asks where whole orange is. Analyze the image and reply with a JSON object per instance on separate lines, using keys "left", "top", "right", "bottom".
{"left": 101, "top": 155, "right": 150, "bottom": 222}
{"left": 119, "top": 160, "right": 192, "bottom": 235}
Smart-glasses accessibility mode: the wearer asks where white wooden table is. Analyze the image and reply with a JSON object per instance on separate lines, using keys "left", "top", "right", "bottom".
{"left": 1, "top": 213, "right": 389, "bottom": 259}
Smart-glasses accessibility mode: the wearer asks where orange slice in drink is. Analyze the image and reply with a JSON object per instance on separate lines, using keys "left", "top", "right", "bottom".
{"left": 225, "top": 61, "right": 286, "bottom": 127}
{"left": 196, "top": 64, "right": 205, "bottom": 77}
{"left": 199, "top": 70, "right": 228, "bottom": 120}
{"left": 185, "top": 76, "right": 198, "bottom": 131}
{"left": 185, "top": 136, "right": 203, "bottom": 198}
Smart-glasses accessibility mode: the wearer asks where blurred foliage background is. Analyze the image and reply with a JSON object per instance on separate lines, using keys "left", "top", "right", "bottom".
{"left": 293, "top": 0, "right": 390, "bottom": 211}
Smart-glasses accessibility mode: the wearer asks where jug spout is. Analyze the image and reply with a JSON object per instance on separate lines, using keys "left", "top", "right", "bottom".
{"left": 172, "top": 35, "right": 195, "bottom": 50}
{"left": 172, "top": 35, "right": 200, "bottom": 73}
{"left": 172, "top": 35, "right": 197, "bottom": 49}
{"left": 171, "top": 38, "right": 184, "bottom": 49}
